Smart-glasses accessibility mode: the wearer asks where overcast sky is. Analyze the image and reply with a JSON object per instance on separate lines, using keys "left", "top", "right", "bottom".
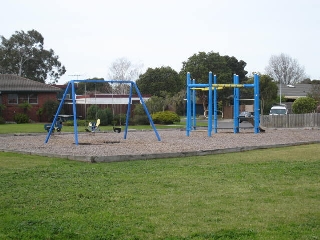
{"left": 2, "top": 0, "right": 320, "bottom": 84}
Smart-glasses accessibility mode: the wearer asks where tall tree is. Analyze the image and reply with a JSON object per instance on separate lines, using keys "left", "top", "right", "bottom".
{"left": 108, "top": 57, "right": 143, "bottom": 94}
{"left": 0, "top": 30, "right": 66, "bottom": 83}
{"left": 136, "top": 66, "right": 183, "bottom": 97}
{"left": 265, "top": 53, "right": 306, "bottom": 85}
{"left": 179, "top": 51, "right": 248, "bottom": 112}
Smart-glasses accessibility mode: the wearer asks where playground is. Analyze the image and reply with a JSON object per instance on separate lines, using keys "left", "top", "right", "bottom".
{"left": 1, "top": 127, "right": 320, "bottom": 162}
{"left": 1, "top": 72, "right": 319, "bottom": 162}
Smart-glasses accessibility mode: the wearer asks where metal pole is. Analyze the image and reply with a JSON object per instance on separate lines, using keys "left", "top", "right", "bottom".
{"left": 208, "top": 72, "right": 212, "bottom": 137}
{"left": 133, "top": 83, "right": 161, "bottom": 141}
{"left": 233, "top": 74, "right": 240, "bottom": 133}
{"left": 192, "top": 79, "right": 196, "bottom": 130}
{"left": 71, "top": 81, "right": 79, "bottom": 145}
{"left": 45, "top": 82, "right": 71, "bottom": 143}
{"left": 124, "top": 83, "right": 133, "bottom": 139}
{"left": 254, "top": 74, "right": 260, "bottom": 133}
{"left": 186, "top": 72, "right": 191, "bottom": 136}
{"left": 213, "top": 74, "right": 217, "bottom": 133}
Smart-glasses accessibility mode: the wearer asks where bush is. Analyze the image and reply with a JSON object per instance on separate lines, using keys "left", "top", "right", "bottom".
{"left": 292, "top": 97, "right": 317, "bottom": 114}
{"left": 112, "top": 113, "right": 126, "bottom": 126}
{"left": 14, "top": 113, "right": 29, "bottom": 124}
{"left": 152, "top": 111, "right": 180, "bottom": 124}
{"left": 133, "top": 115, "right": 150, "bottom": 125}
{"left": 42, "top": 100, "right": 59, "bottom": 121}
{"left": 87, "top": 106, "right": 113, "bottom": 126}
{"left": 0, "top": 116, "right": 5, "bottom": 124}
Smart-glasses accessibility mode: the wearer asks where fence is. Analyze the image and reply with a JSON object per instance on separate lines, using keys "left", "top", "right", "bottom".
{"left": 260, "top": 113, "right": 320, "bottom": 128}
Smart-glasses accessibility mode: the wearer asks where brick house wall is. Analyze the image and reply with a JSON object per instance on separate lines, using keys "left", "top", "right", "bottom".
{"left": 0, "top": 74, "right": 61, "bottom": 122}
{"left": 1, "top": 92, "right": 58, "bottom": 122}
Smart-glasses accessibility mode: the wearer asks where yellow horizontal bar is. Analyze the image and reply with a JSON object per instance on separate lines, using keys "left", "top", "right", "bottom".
{"left": 211, "top": 84, "right": 244, "bottom": 88}
{"left": 191, "top": 84, "right": 245, "bottom": 91}
{"left": 191, "top": 87, "right": 225, "bottom": 91}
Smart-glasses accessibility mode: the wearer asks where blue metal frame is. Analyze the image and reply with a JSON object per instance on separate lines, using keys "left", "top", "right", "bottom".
{"left": 233, "top": 74, "right": 240, "bottom": 133}
{"left": 213, "top": 74, "right": 217, "bottom": 134}
{"left": 253, "top": 74, "right": 260, "bottom": 133}
{"left": 208, "top": 72, "right": 213, "bottom": 136}
{"left": 186, "top": 73, "right": 260, "bottom": 136}
{"left": 186, "top": 73, "right": 192, "bottom": 136}
{"left": 45, "top": 79, "right": 161, "bottom": 145}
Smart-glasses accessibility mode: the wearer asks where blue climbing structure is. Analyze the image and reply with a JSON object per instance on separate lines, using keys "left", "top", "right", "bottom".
{"left": 186, "top": 72, "right": 260, "bottom": 136}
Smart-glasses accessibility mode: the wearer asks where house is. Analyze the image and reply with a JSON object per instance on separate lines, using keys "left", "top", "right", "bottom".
{"left": 277, "top": 83, "right": 313, "bottom": 113}
{"left": 0, "top": 74, "right": 61, "bottom": 122}
{"left": 277, "top": 83, "right": 312, "bottom": 100}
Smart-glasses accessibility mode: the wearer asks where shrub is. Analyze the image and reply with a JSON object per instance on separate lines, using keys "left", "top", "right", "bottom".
{"left": 42, "top": 100, "right": 59, "bottom": 121}
{"left": 292, "top": 97, "right": 317, "bottom": 114}
{"left": 0, "top": 116, "right": 5, "bottom": 124}
{"left": 87, "top": 106, "right": 112, "bottom": 126}
{"left": 86, "top": 105, "right": 100, "bottom": 120}
{"left": 112, "top": 113, "right": 126, "bottom": 126}
{"left": 14, "top": 113, "right": 29, "bottom": 124}
{"left": 133, "top": 115, "right": 150, "bottom": 125}
{"left": 64, "top": 120, "right": 92, "bottom": 127}
{"left": 152, "top": 111, "right": 180, "bottom": 124}
{"left": 18, "top": 102, "right": 32, "bottom": 114}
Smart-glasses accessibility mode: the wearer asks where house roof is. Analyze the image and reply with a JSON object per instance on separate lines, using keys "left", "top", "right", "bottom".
{"left": 277, "top": 83, "right": 312, "bottom": 99}
{"left": 0, "top": 74, "right": 61, "bottom": 92}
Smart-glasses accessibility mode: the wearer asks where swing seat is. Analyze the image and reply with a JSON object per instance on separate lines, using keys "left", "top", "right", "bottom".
{"left": 113, "top": 126, "right": 121, "bottom": 133}
{"left": 86, "top": 119, "right": 101, "bottom": 132}
{"left": 44, "top": 121, "right": 62, "bottom": 133}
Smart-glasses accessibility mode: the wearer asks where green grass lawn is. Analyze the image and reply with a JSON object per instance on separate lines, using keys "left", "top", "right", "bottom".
{"left": 1, "top": 144, "right": 319, "bottom": 239}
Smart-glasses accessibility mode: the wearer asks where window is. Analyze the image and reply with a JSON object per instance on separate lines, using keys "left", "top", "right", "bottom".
{"left": 8, "top": 93, "right": 38, "bottom": 104}
{"left": 18, "top": 94, "right": 28, "bottom": 104}
{"left": 28, "top": 94, "right": 38, "bottom": 104}
{"left": 8, "top": 94, "right": 18, "bottom": 104}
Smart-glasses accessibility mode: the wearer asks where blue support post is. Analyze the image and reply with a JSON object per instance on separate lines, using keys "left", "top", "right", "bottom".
{"left": 124, "top": 82, "right": 133, "bottom": 139}
{"left": 192, "top": 79, "right": 196, "bottom": 130}
{"left": 233, "top": 74, "right": 240, "bottom": 133}
{"left": 71, "top": 81, "right": 79, "bottom": 145}
{"left": 45, "top": 81, "right": 71, "bottom": 143}
{"left": 208, "top": 72, "right": 213, "bottom": 137}
{"left": 213, "top": 74, "right": 217, "bottom": 133}
{"left": 133, "top": 83, "right": 161, "bottom": 141}
{"left": 186, "top": 73, "right": 191, "bottom": 136}
{"left": 254, "top": 74, "right": 260, "bottom": 133}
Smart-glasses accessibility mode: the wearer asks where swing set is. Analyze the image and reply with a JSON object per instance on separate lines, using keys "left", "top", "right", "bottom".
{"left": 44, "top": 79, "right": 161, "bottom": 145}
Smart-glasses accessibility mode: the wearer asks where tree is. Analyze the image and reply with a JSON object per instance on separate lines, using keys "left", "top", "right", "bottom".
{"left": 0, "top": 30, "right": 66, "bottom": 83}
{"left": 265, "top": 53, "right": 306, "bottom": 85}
{"left": 42, "top": 99, "right": 59, "bottom": 121}
{"left": 292, "top": 97, "right": 317, "bottom": 114}
{"left": 179, "top": 51, "right": 248, "bottom": 113}
{"left": 301, "top": 78, "right": 312, "bottom": 84}
{"left": 307, "top": 83, "right": 320, "bottom": 104}
{"left": 242, "top": 74, "right": 278, "bottom": 115}
{"left": 75, "top": 78, "right": 112, "bottom": 95}
{"left": 168, "top": 89, "right": 187, "bottom": 115}
{"left": 108, "top": 57, "right": 143, "bottom": 94}
{"left": 136, "top": 66, "right": 183, "bottom": 97}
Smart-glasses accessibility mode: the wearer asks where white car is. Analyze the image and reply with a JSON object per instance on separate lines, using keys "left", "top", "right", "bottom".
{"left": 269, "top": 106, "right": 288, "bottom": 115}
